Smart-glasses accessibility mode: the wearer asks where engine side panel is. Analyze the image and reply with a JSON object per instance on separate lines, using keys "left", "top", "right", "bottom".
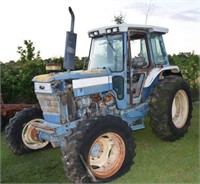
{"left": 72, "top": 75, "right": 112, "bottom": 97}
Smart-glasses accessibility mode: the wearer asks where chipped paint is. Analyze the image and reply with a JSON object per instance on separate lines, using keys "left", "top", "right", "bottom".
{"left": 144, "top": 66, "right": 180, "bottom": 88}
{"left": 33, "top": 74, "right": 55, "bottom": 82}
{"left": 78, "top": 69, "right": 105, "bottom": 74}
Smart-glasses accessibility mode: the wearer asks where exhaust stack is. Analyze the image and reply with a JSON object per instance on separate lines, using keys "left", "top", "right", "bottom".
{"left": 63, "top": 7, "right": 77, "bottom": 71}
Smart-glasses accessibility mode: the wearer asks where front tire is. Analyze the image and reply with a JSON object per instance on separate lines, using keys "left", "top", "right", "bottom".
{"left": 6, "top": 107, "right": 49, "bottom": 154}
{"left": 1, "top": 116, "right": 8, "bottom": 132}
{"left": 61, "top": 115, "right": 135, "bottom": 183}
{"left": 149, "top": 75, "right": 192, "bottom": 141}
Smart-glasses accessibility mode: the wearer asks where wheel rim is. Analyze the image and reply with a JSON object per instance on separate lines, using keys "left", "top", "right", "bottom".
{"left": 22, "top": 119, "right": 49, "bottom": 149}
{"left": 88, "top": 132, "right": 125, "bottom": 178}
{"left": 172, "top": 90, "right": 189, "bottom": 128}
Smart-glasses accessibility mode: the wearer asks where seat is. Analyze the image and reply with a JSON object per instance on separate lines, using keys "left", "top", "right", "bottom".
{"left": 132, "top": 56, "right": 147, "bottom": 68}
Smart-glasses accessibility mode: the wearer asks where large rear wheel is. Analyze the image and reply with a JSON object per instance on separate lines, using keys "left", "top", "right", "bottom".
{"left": 61, "top": 115, "right": 135, "bottom": 183}
{"left": 149, "top": 75, "right": 192, "bottom": 141}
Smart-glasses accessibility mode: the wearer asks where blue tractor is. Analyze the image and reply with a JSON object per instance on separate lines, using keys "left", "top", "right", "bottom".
{"left": 6, "top": 7, "right": 192, "bottom": 183}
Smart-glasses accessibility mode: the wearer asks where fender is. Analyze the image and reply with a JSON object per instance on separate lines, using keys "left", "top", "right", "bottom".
{"left": 144, "top": 66, "right": 180, "bottom": 88}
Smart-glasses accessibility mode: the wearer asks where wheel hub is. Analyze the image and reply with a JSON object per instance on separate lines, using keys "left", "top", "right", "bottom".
{"left": 22, "top": 119, "right": 49, "bottom": 149}
{"left": 91, "top": 141, "right": 103, "bottom": 158}
{"left": 172, "top": 90, "right": 189, "bottom": 128}
{"left": 88, "top": 132, "right": 125, "bottom": 178}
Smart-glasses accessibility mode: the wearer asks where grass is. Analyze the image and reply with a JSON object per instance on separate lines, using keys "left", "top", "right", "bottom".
{"left": 1, "top": 104, "right": 199, "bottom": 183}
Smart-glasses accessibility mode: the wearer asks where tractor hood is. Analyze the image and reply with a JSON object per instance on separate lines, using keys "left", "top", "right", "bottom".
{"left": 32, "top": 69, "right": 113, "bottom": 97}
{"left": 32, "top": 68, "right": 112, "bottom": 83}
{"left": 33, "top": 69, "right": 112, "bottom": 97}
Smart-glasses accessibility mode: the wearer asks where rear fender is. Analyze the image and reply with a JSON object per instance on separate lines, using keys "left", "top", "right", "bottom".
{"left": 144, "top": 66, "right": 181, "bottom": 88}
{"left": 141, "top": 66, "right": 181, "bottom": 101}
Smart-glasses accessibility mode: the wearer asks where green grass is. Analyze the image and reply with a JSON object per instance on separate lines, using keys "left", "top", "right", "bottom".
{"left": 1, "top": 104, "right": 199, "bottom": 183}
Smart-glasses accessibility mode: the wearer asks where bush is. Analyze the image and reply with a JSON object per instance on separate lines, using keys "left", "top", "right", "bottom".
{"left": 169, "top": 52, "right": 200, "bottom": 101}
{"left": 1, "top": 60, "right": 46, "bottom": 104}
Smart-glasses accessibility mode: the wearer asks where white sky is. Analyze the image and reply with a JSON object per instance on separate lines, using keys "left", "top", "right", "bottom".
{"left": 0, "top": 0, "right": 199, "bottom": 62}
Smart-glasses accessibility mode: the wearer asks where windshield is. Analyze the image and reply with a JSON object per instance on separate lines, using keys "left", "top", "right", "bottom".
{"left": 88, "top": 34, "right": 123, "bottom": 72}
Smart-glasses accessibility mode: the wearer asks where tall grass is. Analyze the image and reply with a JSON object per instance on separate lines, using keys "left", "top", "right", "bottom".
{"left": 1, "top": 104, "right": 199, "bottom": 183}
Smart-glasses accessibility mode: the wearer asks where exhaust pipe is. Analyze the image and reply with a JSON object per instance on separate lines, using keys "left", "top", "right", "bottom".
{"left": 69, "top": 7, "right": 75, "bottom": 32}
{"left": 63, "top": 7, "right": 77, "bottom": 71}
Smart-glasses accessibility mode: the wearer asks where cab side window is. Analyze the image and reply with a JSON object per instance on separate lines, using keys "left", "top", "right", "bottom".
{"left": 151, "top": 34, "right": 168, "bottom": 65}
{"left": 130, "top": 33, "right": 149, "bottom": 68}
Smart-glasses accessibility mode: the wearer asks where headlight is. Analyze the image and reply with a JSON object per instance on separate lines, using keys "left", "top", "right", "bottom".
{"left": 34, "top": 83, "right": 53, "bottom": 94}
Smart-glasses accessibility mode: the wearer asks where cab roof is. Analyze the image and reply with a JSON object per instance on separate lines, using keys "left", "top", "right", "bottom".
{"left": 88, "top": 23, "right": 168, "bottom": 37}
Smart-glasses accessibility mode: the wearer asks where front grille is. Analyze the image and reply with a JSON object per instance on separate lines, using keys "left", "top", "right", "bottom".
{"left": 36, "top": 94, "right": 60, "bottom": 114}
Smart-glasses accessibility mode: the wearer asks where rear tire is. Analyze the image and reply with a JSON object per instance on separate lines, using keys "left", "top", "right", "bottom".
{"left": 6, "top": 107, "right": 49, "bottom": 154}
{"left": 149, "top": 75, "right": 192, "bottom": 141}
{"left": 61, "top": 115, "right": 135, "bottom": 183}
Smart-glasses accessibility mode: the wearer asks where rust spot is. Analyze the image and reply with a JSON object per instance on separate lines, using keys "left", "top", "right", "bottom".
{"left": 33, "top": 74, "right": 55, "bottom": 82}
{"left": 30, "top": 128, "right": 39, "bottom": 141}
{"left": 77, "top": 70, "right": 105, "bottom": 74}
{"left": 104, "top": 95, "right": 113, "bottom": 102}
{"left": 1, "top": 103, "right": 38, "bottom": 119}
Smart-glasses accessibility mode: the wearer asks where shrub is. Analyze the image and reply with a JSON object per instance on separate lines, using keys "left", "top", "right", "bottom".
{"left": 1, "top": 60, "right": 46, "bottom": 104}
{"left": 169, "top": 52, "right": 200, "bottom": 101}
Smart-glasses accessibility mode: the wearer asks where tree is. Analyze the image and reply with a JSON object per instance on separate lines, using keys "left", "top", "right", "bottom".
{"left": 17, "top": 40, "right": 40, "bottom": 62}
{"left": 113, "top": 12, "right": 126, "bottom": 24}
{"left": 1, "top": 40, "right": 44, "bottom": 103}
{"left": 75, "top": 56, "right": 84, "bottom": 70}
{"left": 143, "top": 0, "right": 153, "bottom": 25}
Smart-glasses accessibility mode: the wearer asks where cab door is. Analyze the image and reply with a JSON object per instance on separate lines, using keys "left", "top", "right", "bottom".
{"left": 127, "top": 30, "right": 152, "bottom": 105}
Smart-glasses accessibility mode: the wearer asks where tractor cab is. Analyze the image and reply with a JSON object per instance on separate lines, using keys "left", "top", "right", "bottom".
{"left": 87, "top": 24, "right": 170, "bottom": 106}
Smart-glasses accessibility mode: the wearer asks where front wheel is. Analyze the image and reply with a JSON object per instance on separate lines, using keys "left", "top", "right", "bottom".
{"left": 149, "top": 75, "right": 192, "bottom": 141}
{"left": 61, "top": 115, "right": 136, "bottom": 183}
{"left": 1, "top": 116, "right": 8, "bottom": 132}
{"left": 6, "top": 107, "right": 49, "bottom": 154}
